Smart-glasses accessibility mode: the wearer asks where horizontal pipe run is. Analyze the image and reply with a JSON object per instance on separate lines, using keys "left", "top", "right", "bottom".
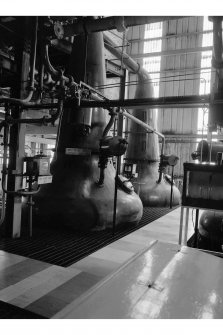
{"left": 1, "top": 100, "right": 63, "bottom": 128}
{"left": 0, "top": 96, "right": 59, "bottom": 109}
{"left": 131, "top": 46, "right": 213, "bottom": 60}
{"left": 128, "top": 29, "right": 213, "bottom": 43}
{"left": 2, "top": 94, "right": 214, "bottom": 112}
{"left": 58, "top": 16, "right": 187, "bottom": 38}
{"left": 17, "top": 187, "right": 40, "bottom": 196}
{"left": 162, "top": 133, "right": 223, "bottom": 139}
{"left": 121, "top": 109, "right": 164, "bottom": 139}
{"left": 0, "top": 94, "right": 213, "bottom": 113}
{"left": 79, "top": 94, "right": 211, "bottom": 109}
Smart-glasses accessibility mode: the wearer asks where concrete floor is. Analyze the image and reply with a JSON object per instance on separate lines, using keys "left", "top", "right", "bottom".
{"left": 0, "top": 206, "right": 214, "bottom": 319}
{"left": 56, "top": 241, "right": 223, "bottom": 319}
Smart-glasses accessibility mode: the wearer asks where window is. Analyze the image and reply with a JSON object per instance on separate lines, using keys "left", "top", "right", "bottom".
{"left": 143, "top": 22, "right": 163, "bottom": 98}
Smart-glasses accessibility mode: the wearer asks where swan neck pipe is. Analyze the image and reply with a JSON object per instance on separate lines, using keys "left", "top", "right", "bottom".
{"left": 121, "top": 109, "right": 164, "bottom": 140}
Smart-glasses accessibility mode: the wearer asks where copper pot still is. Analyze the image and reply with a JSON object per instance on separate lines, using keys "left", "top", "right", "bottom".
{"left": 33, "top": 32, "right": 143, "bottom": 231}
{"left": 125, "top": 72, "right": 181, "bottom": 207}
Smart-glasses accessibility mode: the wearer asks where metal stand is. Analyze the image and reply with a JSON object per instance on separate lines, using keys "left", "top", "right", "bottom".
{"left": 112, "top": 155, "right": 121, "bottom": 236}
{"left": 27, "top": 175, "right": 34, "bottom": 237}
{"left": 179, "top": 207, "right": 190, "bottom": 246}
{"left": 179, "top": 206, "right": 200, "bottom": 248}
{"left": 178, "top": 206, "right": 185, "bottom": 246}
{"left": 170, "top": 166, "right": 174, "bottom": 209}
{"left": 193, "top": 209, "right": 199, "bottom": 248}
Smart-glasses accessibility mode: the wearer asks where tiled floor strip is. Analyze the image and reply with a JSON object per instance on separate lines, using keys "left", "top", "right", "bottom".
{"left": 0, "top": 206, "right": 194, "bottom": 318}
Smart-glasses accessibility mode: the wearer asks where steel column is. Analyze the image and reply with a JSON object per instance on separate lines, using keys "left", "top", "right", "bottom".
{"left": 4, "top": 17, "right": 34, "bottom": 238}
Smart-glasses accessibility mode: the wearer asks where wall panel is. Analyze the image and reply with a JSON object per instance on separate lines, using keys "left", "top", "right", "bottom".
{"left": 127, "top": 17, "right": 205, "bottom": 178}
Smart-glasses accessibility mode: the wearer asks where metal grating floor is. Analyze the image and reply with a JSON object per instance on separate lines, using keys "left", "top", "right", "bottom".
{"left": 0, "top": 206, "right": 177, "bottom": 267}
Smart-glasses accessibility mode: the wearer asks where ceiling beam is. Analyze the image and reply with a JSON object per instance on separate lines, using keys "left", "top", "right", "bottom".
{"left": 131, "top": 46, "right": 212, "bottom": 60}
{"left": 53, "top": 16, "right": 188, "bottom": 39}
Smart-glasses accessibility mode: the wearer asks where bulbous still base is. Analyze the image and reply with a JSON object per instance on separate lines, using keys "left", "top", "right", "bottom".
{"left": 133, "top": 162, "right": 181, "bottom": 207}
{"left": 33, "top": 155, "right": 143, "bottom": 232}
{"left": 198, "top": 211, "right": 223, "bottom": 252}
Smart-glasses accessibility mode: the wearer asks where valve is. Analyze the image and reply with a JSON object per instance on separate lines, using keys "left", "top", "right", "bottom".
{"left": 157, "top": 154, "right": 179, "bottom": 184}
{"left": 99, "top": 136, "right": 128, "bottom": 157}
{"left": 97, "top": 136, "right": 128, "bottom": 187}
{"left": 54, "top": 21, "right": 64, "bottom": 39}
{"left": 159, "top": 154, "right": 179, "bottom": 168}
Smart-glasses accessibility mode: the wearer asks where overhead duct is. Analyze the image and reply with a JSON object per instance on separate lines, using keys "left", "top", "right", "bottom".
{"left": 53, "top": 16, "right": 188, "bottom": 39}
{"left": 33, "top": 32, "right": 143, "bottom": 231}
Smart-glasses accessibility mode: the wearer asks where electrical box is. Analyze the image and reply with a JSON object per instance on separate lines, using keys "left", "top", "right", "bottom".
{"left": 123, "top": 163, "right": 137, "bottom": 179}
{"left": 23, "top": 155, "right": 52, "bottom": 184}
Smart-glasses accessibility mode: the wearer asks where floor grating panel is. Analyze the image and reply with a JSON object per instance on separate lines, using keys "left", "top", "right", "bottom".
{"left": 0, "top": 206, "right": 177, "bottom": 267}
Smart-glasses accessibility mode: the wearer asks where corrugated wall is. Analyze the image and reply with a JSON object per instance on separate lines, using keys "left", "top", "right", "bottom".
{"left": 126, "top": 17, "right": 206, "bottom": 178}
{"left": 126, "top": 25, "right": 146, "bottom": 141}
{"left": 159, "top": 17, "right": 203, "bottom": 177}
{"left": 126, "top": 25, "right": 145, "bottom": 100}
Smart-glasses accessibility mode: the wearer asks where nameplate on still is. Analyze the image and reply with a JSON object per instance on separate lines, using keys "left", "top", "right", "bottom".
{"left": 65, "top": 148, "right": 91, "bottom": 156}
{"left": 37, "top": 175, "right": 53, "bottom": 184}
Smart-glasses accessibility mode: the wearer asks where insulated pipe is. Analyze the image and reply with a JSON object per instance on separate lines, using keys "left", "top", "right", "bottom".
{"left": 54, "top": 16, "right": 187, "bottom": 39}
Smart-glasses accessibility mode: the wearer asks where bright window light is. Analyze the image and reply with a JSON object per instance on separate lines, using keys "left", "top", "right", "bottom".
{"left": 143, "top": 22, "right": 163, "bottom": 98}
